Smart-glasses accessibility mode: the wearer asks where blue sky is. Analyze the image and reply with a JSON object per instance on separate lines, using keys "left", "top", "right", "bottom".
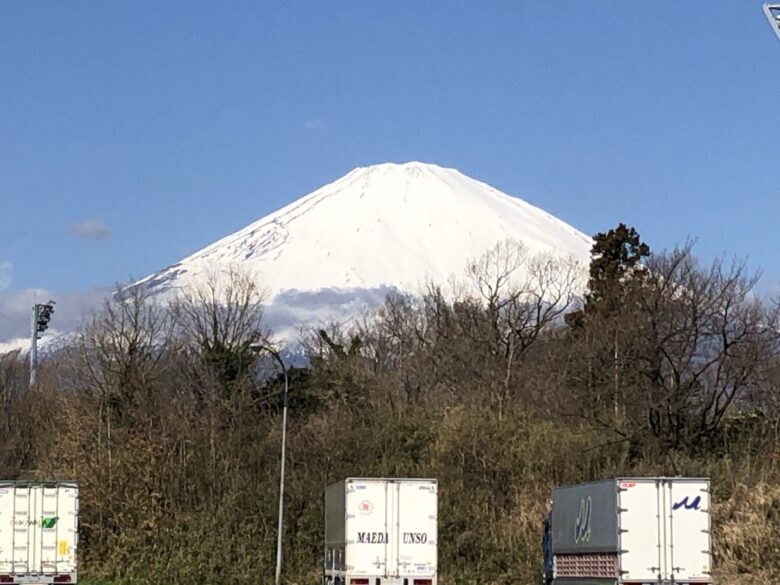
{"left": 1, "top": 2, "right": 779, "bottom": 338}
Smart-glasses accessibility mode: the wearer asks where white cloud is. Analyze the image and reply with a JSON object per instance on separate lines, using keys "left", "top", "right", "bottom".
{"left": 0, "top": 261, "right": 12, "bottom": 290}
{"left": 70, "top": 219, "right": 110, "bottom": 240}
{"left": 263, "top": 285, "right": 395, "bottom": 343}
{"left": 304, "top": 119, "right": 325, "bottom": 131}
{"left": 0, "top": 287, "right": 109, "bottom": 344}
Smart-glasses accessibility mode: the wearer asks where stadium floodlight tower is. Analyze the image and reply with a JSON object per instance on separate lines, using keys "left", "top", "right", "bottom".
{"left": 765, "top": 3, "right": 780, "bottom": 41}
{"left": 29, "top": 300, "right": 55, "bottom": 388}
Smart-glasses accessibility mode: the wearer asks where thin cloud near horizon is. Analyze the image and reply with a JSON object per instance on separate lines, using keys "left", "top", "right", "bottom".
{"left": 0, "top": 261, "right": 13, "bottom": 291}
{"left": 0, "top": 286, "right": 110, "bottom": 345}
{"left": 70, "top": 219, "right": 111, "bottom": 240}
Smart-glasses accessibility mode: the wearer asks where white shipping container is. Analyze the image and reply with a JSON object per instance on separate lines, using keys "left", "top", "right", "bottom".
{"left": 545, "top": 477, "right": 711, "bottom": 584}
{"left": 324, "top": 478, "right": 437, "bottom": 585}
{"left": 0, "top": 481, "right": 78, "bottom": 585}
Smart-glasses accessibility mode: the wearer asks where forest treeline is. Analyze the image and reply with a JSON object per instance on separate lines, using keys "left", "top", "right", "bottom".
{"left": 1, "top": 224, "right": 779, "bottom": 584}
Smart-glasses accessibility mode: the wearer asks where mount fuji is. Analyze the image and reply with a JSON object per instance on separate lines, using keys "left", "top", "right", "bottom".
{"left": 139, "top": 161, "right": 590, "bottom": 294}
{"left": 1, "top": 163, "right": 595, "bottom": 354}
{"left": 1, "top": 162, "right": 597, "bottom": 356}
{"left": 133, "top": 162, "right": 593, "bottom": 339}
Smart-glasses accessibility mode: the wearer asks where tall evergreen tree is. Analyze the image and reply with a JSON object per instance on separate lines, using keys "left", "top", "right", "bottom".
{"left": 584, "top": 222, "right": 650, "bottom": 315}
{"left": 564, "top": 223, "right": 651, "bottom": 438}
{"left": 566, "top": 223, "right": 650, "bottom": 331}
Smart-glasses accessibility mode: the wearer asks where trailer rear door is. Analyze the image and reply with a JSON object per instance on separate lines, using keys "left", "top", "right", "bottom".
{"left": 619, "top": 479, "right": 711, "bottom": 584}
{"left": 0, "top": 482, "right": 78, "bottom": 579}
{"left": 345, "top": 479, "right": 437, "bottom": 579}
{"left": 666, "top": 479, "right": 711, "bottom": 582}
{"left": 618, "top": 480, "right": 663, "bottom": 582}
{"left": 396, "top": 480, "right": 437, "bottom": 578}
{"left": 346, "top": 480, "right": 390, "bottom": 576}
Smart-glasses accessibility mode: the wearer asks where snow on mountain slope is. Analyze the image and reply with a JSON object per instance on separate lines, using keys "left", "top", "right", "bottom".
{"left": 136, "top": 162, "right": 592, "bottom": 306}
{"left": 0, "top": 162, "right": 593, "bottom": 356}
{"left": 0, "top": 330, "right": 73, "bottom": 357}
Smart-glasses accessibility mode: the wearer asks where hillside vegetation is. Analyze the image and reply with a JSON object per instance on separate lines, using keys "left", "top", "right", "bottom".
{"left": 2, "top": 225, "right": 779, "bottom": 584}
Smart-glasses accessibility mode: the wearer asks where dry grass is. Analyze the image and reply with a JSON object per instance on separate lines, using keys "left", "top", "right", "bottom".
{"left": 712, "top": 481, "right": 780, "bottom": 582}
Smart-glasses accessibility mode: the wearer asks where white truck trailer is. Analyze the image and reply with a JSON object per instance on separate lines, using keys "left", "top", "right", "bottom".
{"left": 324, "top": 478, "right": 437, "bottom": 585}
{"left": 0, "top": 481, "right": 79, "bottom": 585}
{"left": 542, "top": 477, "right": 711, "bottom": 585}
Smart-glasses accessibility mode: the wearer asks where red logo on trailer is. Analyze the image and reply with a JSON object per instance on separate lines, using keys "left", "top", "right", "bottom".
{"left": 359, "top": 500, "right": 374, "bottom": 515}
{"left": 620, "top": 482, "right": 636, "bottom": 488}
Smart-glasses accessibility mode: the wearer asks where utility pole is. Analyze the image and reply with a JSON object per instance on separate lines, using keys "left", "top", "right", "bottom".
{"left": 765, "top": 3, "right": 780, "bottom": 41}
{"left": 29, "top": 305, "right": 38, "bottom": 387}
{"left": 274, "top": 352, "right": 289, "bottom": 585}
{"left": 250, "top": 341, "right": 289, "bottom": 585}
{"left": 29, "top": 301, "right": 55, "bottom": 388}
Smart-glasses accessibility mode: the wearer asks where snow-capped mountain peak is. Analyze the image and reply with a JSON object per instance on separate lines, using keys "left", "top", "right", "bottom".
{"left": 136, "top": 161, "right": 592, "bottom": 301}
{"left": 1, "top": 162, "right": 594, "bottom": 355}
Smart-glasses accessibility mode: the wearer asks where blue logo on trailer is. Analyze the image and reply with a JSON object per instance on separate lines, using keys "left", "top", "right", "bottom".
{"left": 574, "top": 496, "right": 592, "bottom": 543}
{"left": 673, "top": 495, "right": 702, "bottom": 511}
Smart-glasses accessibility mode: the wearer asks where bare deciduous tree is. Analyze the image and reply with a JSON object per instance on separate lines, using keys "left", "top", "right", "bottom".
{"left": 566, "top": 243, "right": 780, "bottom": 454}
{"left": 635, "top": 246, "right": 780, "bottom": 448}
{"left": 466, "top": 240, "right": 583, "bottom": 418}
{"left": 173, "top": 267, "right": 270, "bottom": 393}
{"left": 74, "top": 283, "right": 176, "bottom": 411}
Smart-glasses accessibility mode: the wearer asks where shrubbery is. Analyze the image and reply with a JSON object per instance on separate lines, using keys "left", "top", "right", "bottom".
{"left": 1, "top": 227, "right": 778, "bottom": 584}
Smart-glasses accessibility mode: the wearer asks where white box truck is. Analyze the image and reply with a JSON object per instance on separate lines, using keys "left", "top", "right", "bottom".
{"left": 0, "top": 481, "right": 78, "bottom": 585}
{"left": 324, "top": 478, "right": 437, "bottom": 585}
{"left": 542, "top": 477, "right": 711, "bottom": 585}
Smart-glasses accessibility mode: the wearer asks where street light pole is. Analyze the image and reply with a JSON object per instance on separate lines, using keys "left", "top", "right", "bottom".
{"left": 29, "top": 304, "right": 39, "bottom": 388}
{"left": 29, "top": 301, "right": 55, "bottom": 388}
{"left": 273, "top": 351, "right": 289, "bottom": 585}
{"left": 251, "top": 343, "right": 289, "bottom": 585}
